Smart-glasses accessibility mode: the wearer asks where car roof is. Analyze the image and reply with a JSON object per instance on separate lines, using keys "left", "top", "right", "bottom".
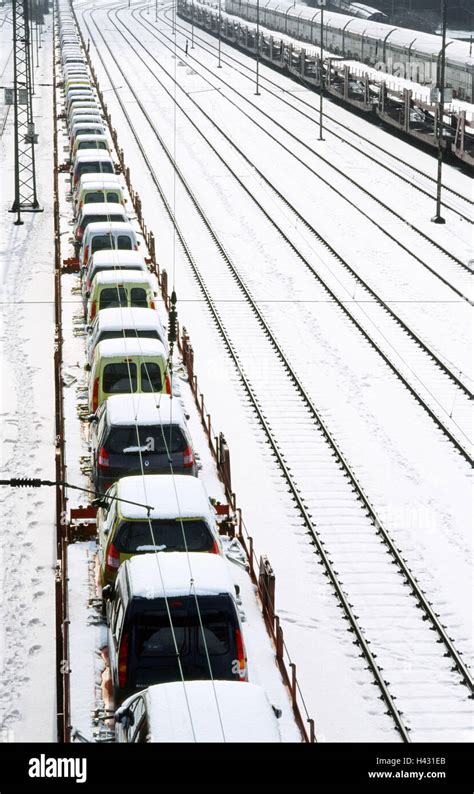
{"left": 142, "top": 681, "right": 281, "bottom": 742}
{"left": 123, "top": 552, "right": 234, "bottom": 599}
{"left": 80, "top": 202, "right": 126, "bottom": 216}
{"left": 95, "top": 336, "right": 166, "bottom": 359}
{"left": 74, "top": 136, "right": 109, "bottom": 146}
{"left": 89, "top": 250, "right": 145, "bottom": 265}
{"left": 90, "top": 269, "right": 152, "bottom": 285}
{"left": 74, "top": 152, "right": 112, "bottom": 165}
{"left": 116, "top": 473, "right": 211, "bottom": 522}
{"left": 92, "top": 307, "right": 161, "bottom": 332}
{"left": 84, "top": 221, "right": 135, "bottom": 235}
{"left": 79, "top": 174, "right": 122, "bottom": 188}
{"left": 104, "top": 393, "right": 185, "bottom": 428}
{"left": 79, "top": 180, "right": 121, "bottom": 191}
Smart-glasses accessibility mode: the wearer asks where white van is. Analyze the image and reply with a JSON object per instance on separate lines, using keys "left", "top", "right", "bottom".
{"left": 86, "top": 307, "right": 166, "bottom": 365}
{"left": 81, "top": 250, "right": 148, "bottom": 301}
{"left": 80, "top": 222, "right": 140, "bottom": 268}
{"left": 72, "top": 151, "right": 115, "bottom": 189}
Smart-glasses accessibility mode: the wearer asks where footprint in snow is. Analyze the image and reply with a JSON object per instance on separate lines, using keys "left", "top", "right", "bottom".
{"left": 28, "top": 645, "right": 41, "bottom": 656}
{"left": 33, "top": 591, "right": 44, "bottom": 600}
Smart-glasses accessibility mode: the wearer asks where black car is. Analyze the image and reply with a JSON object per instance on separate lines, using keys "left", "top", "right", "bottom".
{"left": 106, "top": 553, "right": 248, "bottom": 702}
{"left": 90, "top": 393, "right": 197, "bottom": 492}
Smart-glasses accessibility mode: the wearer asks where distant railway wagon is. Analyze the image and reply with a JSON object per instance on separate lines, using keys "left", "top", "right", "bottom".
{"left": 225, "top": 0, "right": 474, "bottom": 101}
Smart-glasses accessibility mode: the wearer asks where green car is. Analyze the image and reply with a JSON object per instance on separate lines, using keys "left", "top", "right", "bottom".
{"left": 96, "top": 475, "right": 222, "bottom": 587}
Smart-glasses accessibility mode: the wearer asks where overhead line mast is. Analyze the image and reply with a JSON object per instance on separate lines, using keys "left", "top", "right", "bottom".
{"left": 10, "top": 0, "right": 43, "bottom": 224}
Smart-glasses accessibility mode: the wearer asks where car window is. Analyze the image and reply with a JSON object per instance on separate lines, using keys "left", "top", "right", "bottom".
{"left": 141, "top": 363, "right": 162, "bottom": 393}
{"left": 197, "top": 612, "right": 231, "bottom": 656}
{"left": 134, "top": 613, "right": 188, "bottom": 658}
{"left": 114, "top": 520, "right": 213, "bottom": 553}
{"left": 103, "top": 363, "right": 137, "bottom": 394}
{"left": 113, "top": 599, "right": 124, "bottom": 639}
{"left": 98, "top": 330, "right": 159, "bottom": 344}
{"left": 106, "top": 192, "right": 120, "bottom": 203}
{"left": 99, "top": 287, "right": 128, "bottom": 310}
{"left": 106, "top": 424, "right": 186, "bottom": 455}
{"left": 84, "top": 191, "right": 105, "bottom": 204}
{"left": 91, "top": 234, "right": 114, "bottom": 253}
{"left": 130, "top": 288, "right": 148, "bottom": 308}
{"left": 117, "top": 235, "right": 133, "bottom": 250}
{"left": 78, "top": 141, "right": 107, "bottom": 150}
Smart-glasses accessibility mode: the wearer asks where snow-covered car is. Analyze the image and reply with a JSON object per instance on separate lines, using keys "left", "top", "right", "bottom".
{"left": 96, "top": 472, "right": 216, "bottom": 585}
{"left": 85, "top": 307, "right": 166, "bottom": 366}
{"left": 104, "top": 552, "right": 248, "bottom": 701}
{"left": 88, "top": 337, "right": 169, "bottom": 413}
{"left": 84, "top": 269, "right": 157, "bottom": 323}
{"left": 115, "top": 681, "right": 282, "bottom": 742}
{"left": 79, "top": 222, "right": 139, "bottom": 268}
{"left": 74, "top": 202, "right": 128, "bottom": 255}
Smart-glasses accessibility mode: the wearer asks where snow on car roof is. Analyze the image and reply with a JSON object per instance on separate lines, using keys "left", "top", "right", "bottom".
{"left": 79, "top": 202, "right": 126, "bottom": 216}
{"left": 73, "top": 151, "right": 112, "bottom": 164}
{"left": 90, "top": 268, "right": 153, "bottom": 285}
{"left": 83, "top": 221, "right": 135, "bottom": 235}
{"left": 144, "top": 681, "right": 281, "bottom": 742}
{"left": 95, "top": 337, "right": 166, "bottom": 359}
{"left": 248, "top": 0, "right": 473, "bottom": 61}
{"left": 105, "top": 393, "right": 186, "bottom": 428}
{"left": 89, "top": 249, "right": 145, "bottom": 265}
{"left": 116, "top": 474, "right": 212, "bottom": 523}
{"left": 125, "top": 552, "right": 234, "bottom": 599}
{"left": 93, "top": 307, "right": 162, "bottom": 332}
{"left": 78, "top": 174, "right": 122, "bottom": 187}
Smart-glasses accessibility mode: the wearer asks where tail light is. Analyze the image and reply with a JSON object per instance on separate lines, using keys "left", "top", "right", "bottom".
{"left": 90, "top": 300, "right": 97, "bottom": 320}
{"left": 77, "top": 227, "right": 84, "bottom": 240}
{"left": 133, "top": 243, "right": 138, "bottom": 250}
{"left": 118, "top": 630, "right": 129, "bottom": 689}
{"left": 106, "top": 542, "right": 120, "bottom": 572}
{"left": 84, "top": 245, "right": 89, "bottom": 263}
{"left": 165, "top": 373, "right": 171, "bottom": 395}
{"left": 150, "top": 300, "right": 155, "bottom": 309}
{"left": 210, "top": 540, "right": 220, "bottom": 555}
{"left": 92, "top": 377, "right": 99, "bottom": 412}
{"left": 183, "top": 445, "right": 194, "bottom": 469}
{"left": 235, "top": 629, "right": 248, "bottom": 681}
{"left": 98, "top": 446, "right": 109, "bottom": 469}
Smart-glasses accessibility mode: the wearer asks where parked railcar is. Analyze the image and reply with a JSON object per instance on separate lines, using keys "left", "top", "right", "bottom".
{"left": 225, "top": 0, "right": 474, "bottom": 100}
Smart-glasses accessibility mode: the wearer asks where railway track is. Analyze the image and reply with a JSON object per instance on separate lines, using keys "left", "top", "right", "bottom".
{"left": 79, "top": 1, "right": 473, "bottom": 742}
{"left": 90, "top": 1, "right": 473, "bottom": 465}
{"left": 141, "top": 5, "right": 473, "bottom": 293}
{"left": 164, "top": 4, "right": 473, "bottom": 225}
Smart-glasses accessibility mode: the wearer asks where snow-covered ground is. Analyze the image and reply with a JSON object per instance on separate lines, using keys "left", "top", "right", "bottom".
{"left": 0, "top": 11, "right": 56, "bottom": 741}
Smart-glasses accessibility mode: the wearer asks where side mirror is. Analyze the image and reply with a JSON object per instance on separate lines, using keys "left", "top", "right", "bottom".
{"left": 102, "top": 583, "right": 114, "bottom": 602}
{"left": 92, "top": 497, "right": 108, "bottom": 508}
{"left": 85, "top": 413, "right": 97, "bottom": 422}
{"left": 116, "top": 708, "right": 134, "bottom": 730}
